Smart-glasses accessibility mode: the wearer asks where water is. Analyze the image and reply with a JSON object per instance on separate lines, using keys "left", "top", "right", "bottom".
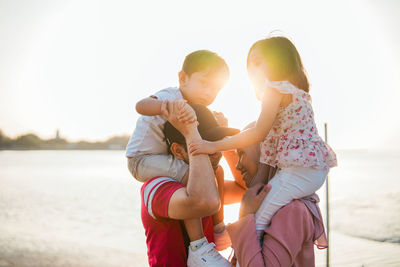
{"left": 326, "top": 151, "right": 400, "bottom": 244}
{"left": 0, "top": 150, "right": 399, "bottom": 266}
{"left": 0, "top": 151, "right": 146, "bottom": 266}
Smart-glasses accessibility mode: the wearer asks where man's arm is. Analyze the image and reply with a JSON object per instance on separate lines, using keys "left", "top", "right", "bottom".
{"left": 167, "top": 127, "right": 220, "bottom": 219}
{"left": 161, "top": 101, "right": 220, "bottom": 220}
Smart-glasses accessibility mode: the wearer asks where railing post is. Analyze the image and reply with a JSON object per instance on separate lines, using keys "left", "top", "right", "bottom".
{"left": 324, "top": 122, "right": 330, "bottom": 267}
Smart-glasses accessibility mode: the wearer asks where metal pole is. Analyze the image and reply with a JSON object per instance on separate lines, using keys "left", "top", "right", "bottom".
{"left": 324, "top": 123, "right": 330, "bottom": 267}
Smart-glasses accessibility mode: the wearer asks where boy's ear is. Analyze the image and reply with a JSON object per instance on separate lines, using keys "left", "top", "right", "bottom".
{"left": 170, "top": 142, "right": 188, "bottom": 161}
{"left": 178, "top": 70, "right": 187, "bottom": 86}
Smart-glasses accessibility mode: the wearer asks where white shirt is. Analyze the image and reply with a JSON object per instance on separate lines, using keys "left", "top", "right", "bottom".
{"left": 125, "top": 87, "right": 183, "bottom": 157}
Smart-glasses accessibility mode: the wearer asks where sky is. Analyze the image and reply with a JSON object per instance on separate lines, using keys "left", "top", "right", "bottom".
{"left": 1, "top": 0, "right": 399, "bottom": 150}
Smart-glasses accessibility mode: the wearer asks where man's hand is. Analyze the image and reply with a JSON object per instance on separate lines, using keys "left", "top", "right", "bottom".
{"left": 213, "top": 111, "right": 228, "bottom": 127}
{"left": 161, "top": 100, "right": 196, "bottom": 136}
{"left": 188, "top": 140, "right": 217, "bottom": 155}
{"left": 239, "top": 183, "right": 271, "bottom": 218}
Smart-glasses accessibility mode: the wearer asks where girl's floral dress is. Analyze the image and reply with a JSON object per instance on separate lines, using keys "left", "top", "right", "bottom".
{"left": 260, "top": 80, "right": 337, "bottom": 170}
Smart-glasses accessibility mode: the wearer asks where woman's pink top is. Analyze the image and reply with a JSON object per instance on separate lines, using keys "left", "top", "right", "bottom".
{"left": 260, "top": 80, "right": 337, "bottom": 170}
{"left": 227, "top": 195, "right": 327, "bottom": 267}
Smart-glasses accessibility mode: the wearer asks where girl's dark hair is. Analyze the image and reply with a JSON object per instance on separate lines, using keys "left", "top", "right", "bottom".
{"left": 247, "top": 36, "right": 309, "bottom": 92}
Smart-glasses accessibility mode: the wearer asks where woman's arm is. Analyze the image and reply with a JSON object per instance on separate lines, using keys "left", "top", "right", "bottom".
{"left": 223, "top": 181, "right": 245, "bottom": 204}
{"left": 228, "top": 199, "right": 315, "bottom": 267}
{"left": 228, "top": 214, "right": 290, "bottom": 267}
{"left": 226, "top": 184, "right": 271, "bottom": 266}
{"left": 223, "top": 151, "right": 247, "bottom": 189}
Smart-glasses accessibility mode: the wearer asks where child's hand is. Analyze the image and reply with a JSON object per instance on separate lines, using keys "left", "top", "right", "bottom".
{"left": 176, "top": 100, "right": 197, "bottom": 124}
{"left": 161, "top": 99, "right": 196, "bottom": 136}
{"left": 213, "top": 111, "right": 228, "bottom": 127}
{"left": 188, "top": 140, "right": 217, "bottom": 155}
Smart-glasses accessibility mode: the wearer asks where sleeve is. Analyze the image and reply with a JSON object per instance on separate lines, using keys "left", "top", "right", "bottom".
{"left": 151, "top": 88, "right": 180, "bottom": 102}
{"left": 263, "top": 201, "right": 315, "bottom": 266}
{"left": 227, "top": 201, "right": 314, "bottom": 267}
{"left": 143, "top": 178, "right": 184, "bottom": 220}
{"left": 152, "top": 181, "right": 184, "bottom": 219}
{"left": 227, "top": 215, "right": 267, "bottom": 267}
{"left": 265, "top": 79, "right": 298, "bottom": 95}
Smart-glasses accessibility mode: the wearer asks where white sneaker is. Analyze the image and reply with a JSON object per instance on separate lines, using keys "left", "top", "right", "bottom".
{"left": 187, "top": 242, "right": 232, "bottom": 267}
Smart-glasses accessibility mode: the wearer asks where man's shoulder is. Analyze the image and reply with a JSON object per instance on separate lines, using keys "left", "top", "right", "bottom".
{"left": 141, "top": 176, "right": 179, "bottom": 200}
{"left": 141, "top": 176, "right": 184, "bottom": 219}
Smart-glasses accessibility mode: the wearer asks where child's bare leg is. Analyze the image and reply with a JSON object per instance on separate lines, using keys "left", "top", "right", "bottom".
{"left": 184, "top": 166, "right": 232, "bottom": 250}
{"left": 212, "top": 166, "right": 225, "bottom": 229}
{"left": 184, "top": 218, "right": 204, "bottom": 241}
{"left": 181, "top": 169, "right": 207, "bottom": 248}
{"left": 184, "top": 218, "right": 208, "bottom": 250}
{"left": 212, "top": 166, "right": 232, "bottom": 250}
{"left": 185, "top": 219, "right": 231, "bottom": 267}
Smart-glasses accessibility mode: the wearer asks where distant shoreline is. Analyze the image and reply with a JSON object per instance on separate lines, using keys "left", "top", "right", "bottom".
{"left": 0, "top": 131, "right": 129, "bottom": 151}
{"left": 0, "top": 147, "right": 125, "bottom": 151}
{"left": 0, "top": 148, "right": 395, "bottom": 152}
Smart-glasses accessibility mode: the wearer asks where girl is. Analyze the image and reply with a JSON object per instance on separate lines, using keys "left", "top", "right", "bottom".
{"left": 189, "top": 36, "right": 337, "bottom": 240}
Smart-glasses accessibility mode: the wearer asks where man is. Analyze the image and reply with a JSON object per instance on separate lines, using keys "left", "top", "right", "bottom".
{"left": 140, "top": 101, "right": 238, "bottom": 267}
{"left": 224, "top": 140, "right": 328, "bottom": 267}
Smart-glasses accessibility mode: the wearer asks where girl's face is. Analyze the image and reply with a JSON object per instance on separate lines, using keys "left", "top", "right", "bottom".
{"left": 247, "top": 48, "right": 269, "bottom": 101}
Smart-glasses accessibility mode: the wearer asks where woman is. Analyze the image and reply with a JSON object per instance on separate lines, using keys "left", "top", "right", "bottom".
{"left": 224, "top": 140, "right": 327, "bottom": 267}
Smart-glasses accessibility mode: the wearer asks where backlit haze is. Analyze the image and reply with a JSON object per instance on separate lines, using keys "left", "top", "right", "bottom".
{"left": 1, "top": 0, "right": 399, "bottom": 150}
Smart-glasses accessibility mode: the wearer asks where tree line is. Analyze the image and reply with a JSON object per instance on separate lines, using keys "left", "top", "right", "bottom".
{"left": 0, "top": 130, "right": 129, "bottom": 150}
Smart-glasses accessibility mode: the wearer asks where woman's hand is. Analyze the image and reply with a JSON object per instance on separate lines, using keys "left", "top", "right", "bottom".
{"left": 188, "top": 140, "right": 217, "bottom": 155}
{"left": 239, "top": 183, "right": 271, "bottom": 218}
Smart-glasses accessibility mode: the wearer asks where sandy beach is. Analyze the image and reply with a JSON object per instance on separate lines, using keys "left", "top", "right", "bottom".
{"left": 0, "top": 230, "right": 147, "bottom": 267}
{"left": 1, "top": 229, "right": 399, "bottom": 267}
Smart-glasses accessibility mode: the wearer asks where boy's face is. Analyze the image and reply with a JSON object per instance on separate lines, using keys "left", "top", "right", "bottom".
{"left": 179, "top": 69, "right": 228, "bottom": 106}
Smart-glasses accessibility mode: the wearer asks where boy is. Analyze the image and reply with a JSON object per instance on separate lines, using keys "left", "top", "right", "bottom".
{"left": 126, "top": 50, "right": 232, "bottom": 265}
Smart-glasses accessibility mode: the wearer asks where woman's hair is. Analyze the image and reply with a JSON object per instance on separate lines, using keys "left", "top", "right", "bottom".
{"left": 247, "top": 36, "right": 310, "bottom": 92}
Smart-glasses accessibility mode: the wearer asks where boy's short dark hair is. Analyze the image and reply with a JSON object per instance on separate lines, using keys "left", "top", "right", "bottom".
{"left": 182, "top": 50, "right": 229, "bottom": 80}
